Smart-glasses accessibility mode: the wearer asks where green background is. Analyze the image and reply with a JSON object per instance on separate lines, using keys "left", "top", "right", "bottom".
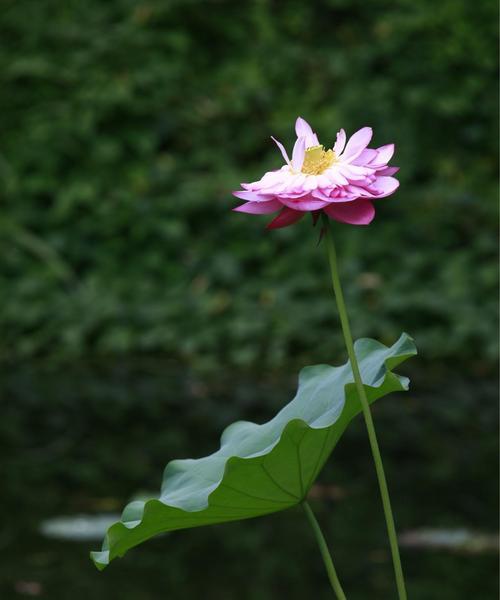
{"left": 0, "top": 0, "right": 498, "bottom": 598}
{"left": 1, "top": 0, "right": 497, "bottom": 372}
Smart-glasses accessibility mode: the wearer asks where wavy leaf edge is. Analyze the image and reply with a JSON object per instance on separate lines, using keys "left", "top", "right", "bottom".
{"left": 92, "top": 332, "right": 416, "bottom": 570}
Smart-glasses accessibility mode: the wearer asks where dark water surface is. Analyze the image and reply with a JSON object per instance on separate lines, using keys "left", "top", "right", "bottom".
{"left": 1, "top": 359, "right": 498, "bottom": 599}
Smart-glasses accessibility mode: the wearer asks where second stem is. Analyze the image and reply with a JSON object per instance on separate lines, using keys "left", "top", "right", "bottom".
{"left": 322, "top": 216, "right": 407, "bottom": 600}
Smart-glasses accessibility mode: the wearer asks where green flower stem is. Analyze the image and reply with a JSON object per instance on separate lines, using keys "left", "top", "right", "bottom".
{"left": 302, "top": 500, "right": 347, "bottom": 599}
{"left": 322, "top": 216, "right": 407, "bottom": 600}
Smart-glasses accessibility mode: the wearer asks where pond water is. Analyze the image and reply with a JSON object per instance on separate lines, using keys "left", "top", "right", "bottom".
{"left": 1, "top": 359, "right": 498, "bottom": 599}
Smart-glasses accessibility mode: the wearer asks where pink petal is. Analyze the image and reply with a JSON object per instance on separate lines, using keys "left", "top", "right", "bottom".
{"left": 333, "top": 129, "right": 346, "bottom": 155}
{"left": 341, "top": 164, "right": 372, "bottom": 179}
{"left": 326, "top": 169, "right": 349, "bottom": 186}
{"left": 311, "top": 189, "right": 331, "bottom": 201}
{"left": 341, "top": 127, "right": 373, "bottom": 162}
{"left": 352, "top": 148, "right": 378, "bottom": 165}
{"left": 233, "top": 200, "right": 283, "bottom": 214}
{"left": 343, "top": 184, "right": 373, "bottom": 198}
{"left": 295, "top": 117, "right": 314, "bottom": 139}
{"left": 271, "top": 136, "right": 291, "bottom": 166}
{"left": 315, "top": 189, "right": 362, "bottom": 202}
{"left": 295, "top": 117, "right": 319, "bottom": 146}
{"left": 377, "top": 166, "right": 399, "bottom": 176}
{"left": 279, "top": 196, "right": 329, "bottom": 211}
{"left": 303, "top": 175, "right": 318, "bottom": 191}
{"left": 372, "top": 176, "right": 399, "bottom": 197}
{"left": 371, "top": 144, "right": 395, "bottom": 166}
{"left": 278, "top": 190, "right": 310, "bottom": 199}
{"left": 232, "top": 190, "right": 273, "bottom": 202}
{"left": 291, "top": 136, "right": 306, "bottom": 172}
{"left": 247, "top": 170, "right": 289, "bottom": 194}
{"left": 266, "top": 207, "right": 304, "bottom": 229}
{"left": 324, "top": 199, "right": 375, "bottom": 225}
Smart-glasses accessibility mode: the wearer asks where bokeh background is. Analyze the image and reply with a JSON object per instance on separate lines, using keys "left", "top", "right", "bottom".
{"left": 1, "top": 0, "right": 498, "bottom": 598}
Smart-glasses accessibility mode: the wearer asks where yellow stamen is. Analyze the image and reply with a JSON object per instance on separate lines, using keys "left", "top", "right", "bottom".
{"left": 301, "top": 145, "right": 336, "bottom": 175}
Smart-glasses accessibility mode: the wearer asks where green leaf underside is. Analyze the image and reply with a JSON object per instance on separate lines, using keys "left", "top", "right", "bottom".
{"left": 92, "top": 333, "right": 416, "bottom": 570}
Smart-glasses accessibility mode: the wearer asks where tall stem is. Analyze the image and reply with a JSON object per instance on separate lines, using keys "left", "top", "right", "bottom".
{"left": 322, "top": 216, "right": 408, "bottom": 600}
{"left": 302, "top": 501, "right": 347, "bottom": 599}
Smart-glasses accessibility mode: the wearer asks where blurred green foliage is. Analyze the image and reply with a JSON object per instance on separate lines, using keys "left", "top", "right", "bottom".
{"left": 0, "top": 0, "right": 497, "bottom": 371}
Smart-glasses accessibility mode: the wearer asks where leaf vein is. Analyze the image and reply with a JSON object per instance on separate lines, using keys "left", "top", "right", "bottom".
{"left": 219, "top": 482, "right": 295, "bottom": 505}
{"left": 261, "top": 462, "right": 300, "bottom": 501}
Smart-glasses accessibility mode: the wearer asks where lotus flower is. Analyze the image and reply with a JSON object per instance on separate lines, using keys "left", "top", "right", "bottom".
{"left": 233, "top": 117, "right": 399, "bottom": 229}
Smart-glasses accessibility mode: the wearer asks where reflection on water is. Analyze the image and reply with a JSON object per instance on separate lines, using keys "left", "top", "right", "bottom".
{"left": 40, "top": 515, "right": 121, "bottom": 542}
{"left": 399, "top": 528, "right": 498, "bottom": 554}
{"left": 1, "top": 359, "right": 498, "bottom": 599}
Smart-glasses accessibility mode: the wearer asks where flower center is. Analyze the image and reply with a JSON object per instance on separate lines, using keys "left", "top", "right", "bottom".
{"left": 301, "top": 145, "right": 336, "bottom": 175}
